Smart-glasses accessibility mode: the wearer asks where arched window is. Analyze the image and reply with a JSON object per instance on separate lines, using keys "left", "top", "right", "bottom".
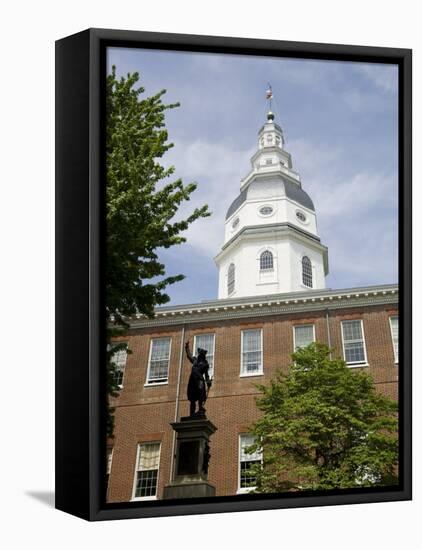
{"left": 260, "top": 250, "right": 273, "bottom": 271}
{"left": 227, "top": 263, "right": 235, "bottom": 295}
{"left": 302, "top": 256, "right": 313, "bottom": 288}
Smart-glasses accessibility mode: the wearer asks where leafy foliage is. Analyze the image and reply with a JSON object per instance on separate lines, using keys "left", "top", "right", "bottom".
{"left": 245, "top": 342, "right": 398, "bottom": 492}
{"left": 105, "top": 67, "right": 210, "bottom": 436}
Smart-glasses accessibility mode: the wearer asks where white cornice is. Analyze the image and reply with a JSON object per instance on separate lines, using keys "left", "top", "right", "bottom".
{"left": 126, "top": 284, "right": 399, "bottom": 329}
{"left": 240, "top": 164, "right": 301, "bottom": 191}
{"left": 214, "top": 223, "right": 327, "bottom": 265}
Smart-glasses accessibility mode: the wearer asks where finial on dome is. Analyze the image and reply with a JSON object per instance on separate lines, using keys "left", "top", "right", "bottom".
{"left": 265, "top": 83, "right": 274, "bottom": 115}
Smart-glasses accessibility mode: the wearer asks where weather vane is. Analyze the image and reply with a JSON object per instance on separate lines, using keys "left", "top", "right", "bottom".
{"left": 266, "top": 83, "right": 273, "bottom": 111}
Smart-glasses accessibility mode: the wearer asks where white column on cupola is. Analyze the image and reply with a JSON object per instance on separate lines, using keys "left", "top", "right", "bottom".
{"left": 214, "top": 86, "right": 329, "bottom": 299}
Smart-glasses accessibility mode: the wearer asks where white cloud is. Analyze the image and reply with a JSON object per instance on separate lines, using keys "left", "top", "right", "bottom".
{"left": 163, "top": 138, "right": 255, "bottom": 256}
{"left": 355, "top": 64, "right": 398, "bottom": 93}
{"left": 313, "top": 171, "right": 397, "bottom": 219}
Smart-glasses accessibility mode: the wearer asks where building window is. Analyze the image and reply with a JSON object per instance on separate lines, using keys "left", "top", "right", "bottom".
{"left": 239, "top": 434, "right": 262, "bottom": 492}
{"left": 302, "top": 256, "right": 313, "bottom": 288}
{"left": 232, "top": 217, "right": 239, "bottom": 229}
{"left": 259, "top": 205, "right": 273, "bottom": 216}
{"left": 296, "top": 210, "right": 307, "bottom": 223}
{"left": 194, "top": 333, "right": 215, "bottom": 378}
{"left": 146, "top": 338, "right": 171, "bottom": 384}
{"left": 228, "top": 263, "right": 235, "bottom": 295}
{"left": 390, "top": 316, "right": 399, "bottom": 363}
{"left": 260, "top": 250, "right": 273, "bottom": 271}
{"left": 265, "top": 158, "right": 273, "bottom": 165}
{"left": 133, "top": 442, "right": 161, "bottom": 500}
{"left": 106, "top": 448, "right": 113, "bottom": 488}
{"left": 341, "top": 320, "right": 367, "bottom": 366}
{"left": 241, "top": 329, "right": 263, "bottom": 376}
{"left": 294, "top": 324, "right": 315, "bottom": 351}
{"left": 110, "top": 344, "right": 127, "bottom": 388}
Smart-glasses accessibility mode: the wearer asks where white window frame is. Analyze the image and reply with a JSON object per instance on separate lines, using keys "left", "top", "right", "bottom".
{"left": 257, "top": 204, "right": 275, "bottom": 218}
{"left": 110, "top": 342, "right": 128, "bottom": 389}
{"left": 259, "top": 250, "right": 274, "bottom": 271}
{"left": 240, "top": 329, "right": 263, "bottom": 377}
{"left": 131, "top": 442, "right": 162, "bottom": 501}
{"left": 145, "top": 337, "right": 172, "bottom": 386}
{"left": 106, "top": 447, "right": 113, "bottom": 488}
{"left": 227, "top": 263, "right": 235, "bottom": 296}
{"left": 389, "top": 315, "right": 399, "bottom": 364}
{"left": 293, "top": 324, "right": 316, "bottom": 352}
{"left": 301, "top": 256, "right": 313, "bottom": 288}
{"left": 341, "top": 319, "right": 368, "bottom": 367}
{"left": 237, "top": 434, "right": 263, "bottom": 494}
{"left": 193, "top": 333, "right": 216, "bottom": 379}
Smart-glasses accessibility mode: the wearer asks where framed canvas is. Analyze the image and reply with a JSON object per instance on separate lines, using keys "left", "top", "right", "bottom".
{"left": 55, "top": 28, "right": 412, "bottom": 521}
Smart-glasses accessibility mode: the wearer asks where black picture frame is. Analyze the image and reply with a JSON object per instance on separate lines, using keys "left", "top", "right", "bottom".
{"left": 55, "top": 28, "right": 412, "bottom": 521}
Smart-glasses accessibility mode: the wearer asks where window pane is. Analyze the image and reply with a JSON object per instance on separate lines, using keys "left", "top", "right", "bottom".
{"left": 107, "top": 448, "right": 113, "bottom": 475}
{"left": 260, "top": 250, "right": 273, "bottom": 270}
{"left": 110, "top": 344, "right": 127, "bottom": 387}
{"left": 240, "top": 461, "right": 258, "bottom": 488}
{"left": 343, "top": 320, "right": 363, "bottom": 341}
{"left": 242, "top": 330, "right": 262, "bottom": 374}
{"left": 239, "top": 435, "right": 262, "bottom": 489}
{"left": 114, "top": 369, "right": 124, "bottom": 387}
{"left": 135, "top": 470, "right": 158, "bottom": 498}
{"left": 134, "top": 443, "right": 161, "bottom": 498}
{"left": 113, "top": 347, "right": 127, "bottom": 367}
{"left": 243, "top": 330, "right": 261, "bottom": 351}
{"left": 240, "top": 435, "right": 262, "bottom": 461}
{"left": 138, "top": 443, "right": 160, "bottom": 470}
{"left": 228, "top": 263, "right": 235, "bottom": 295}
{"left": 344, "top": 341, "right": 365, "bottom": 363}
{"left": 390, "top": 316, "right": 398, "bottom": 361}
{"left": 243, "top": 351, "right": 261, "bottom": 373}
{"left": 302, "top": 256, "right": 313, "bottom": 287}
{"left": 342, "top": 320, "right": 366, "bottom": 364}
{"left": 148, "top": 338, "right": 171, "bottom": 382}
{"left": 294, "top": 325, "right": 315, "bottom": 350}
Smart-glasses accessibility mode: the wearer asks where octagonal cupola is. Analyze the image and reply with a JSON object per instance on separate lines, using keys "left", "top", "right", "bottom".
{"left": 258, "top": 111, "right": 285, "bottom": 150}
{"left": 215, "top": 105, "right": 329, "bottom": 300}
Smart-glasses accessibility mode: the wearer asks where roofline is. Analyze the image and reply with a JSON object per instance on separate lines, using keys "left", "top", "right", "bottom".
{"left": 240, "top": 165, "right": 301, "bottom": 193}
{"left": 125, "top": 283, "right": 399, "bottom": 329}
{"left": 219, "top": 222, "right": 322, "bottom": 253}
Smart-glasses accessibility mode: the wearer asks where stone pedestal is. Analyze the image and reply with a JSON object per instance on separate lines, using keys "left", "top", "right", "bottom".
{"left": 163, "top": 415, "right": 217, "bottom": 499}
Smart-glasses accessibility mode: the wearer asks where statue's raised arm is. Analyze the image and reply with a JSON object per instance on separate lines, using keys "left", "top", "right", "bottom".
{"left": 185, "top": 341, "right": 195, "bottom": 364}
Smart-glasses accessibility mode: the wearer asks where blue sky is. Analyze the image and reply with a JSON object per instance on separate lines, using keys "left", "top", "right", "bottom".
{"left": 107, "top": 48, "right": 398, "bottom": 306}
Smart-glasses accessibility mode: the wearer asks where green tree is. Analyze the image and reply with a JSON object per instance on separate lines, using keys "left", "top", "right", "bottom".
{"left": 245, "top": 342, "right": 398, "bottom": 492}
{"left": 105, "top": 67, "right": 210, "bottom": 437}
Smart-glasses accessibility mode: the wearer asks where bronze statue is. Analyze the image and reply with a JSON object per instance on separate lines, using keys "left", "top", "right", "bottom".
{"left": 185, "top": 341, "right": 212, "bottom": 417}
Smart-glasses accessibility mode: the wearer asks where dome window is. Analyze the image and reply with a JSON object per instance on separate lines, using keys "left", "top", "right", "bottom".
{"left": 259, "top": 206, "right": 273, "bottom": 216}
{"left": 260, "top": 250, "right": 273, "bottom": 271}
{"left": 232, "top": 217, "right": 240, "bottom": 229}
{"left": 296, "top": 210, "right": 307, "bottom": 223}
{"left": 302, "top": 256, "right": 313, "bottom": 288}
{"left": 227, "top": 263, "right": 235, "bottom": 295}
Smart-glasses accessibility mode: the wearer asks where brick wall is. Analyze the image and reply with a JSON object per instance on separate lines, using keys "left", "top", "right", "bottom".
{"left": 107, "top": 303, "right": 398, "bottom": 502}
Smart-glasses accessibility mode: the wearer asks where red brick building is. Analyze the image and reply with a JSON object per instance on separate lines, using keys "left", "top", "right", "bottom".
{"left": 106, "top": 285, "right": 398, "bottom": 503}
{"left": 106, "top": 110, "right": 399, "bottom": 503}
